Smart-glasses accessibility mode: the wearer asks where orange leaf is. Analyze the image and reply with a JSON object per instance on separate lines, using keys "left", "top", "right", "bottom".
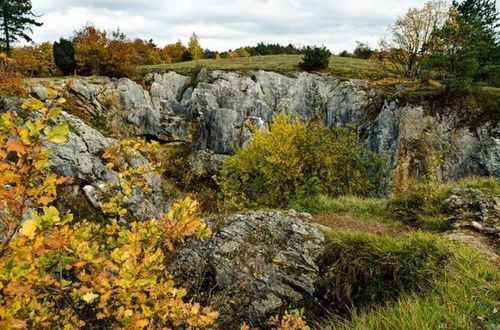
{"left": 6, "top": 139, "right": 26, "bottom": 155}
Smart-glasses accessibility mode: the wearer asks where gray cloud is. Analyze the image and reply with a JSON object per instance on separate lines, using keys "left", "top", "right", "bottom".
{"left": 28, "top": 0, "right": 499, "bottom": 52}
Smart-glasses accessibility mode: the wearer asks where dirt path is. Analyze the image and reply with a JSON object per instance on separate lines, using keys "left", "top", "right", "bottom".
{"left": 311, "top": 214, "right": 410, "bottom": 237}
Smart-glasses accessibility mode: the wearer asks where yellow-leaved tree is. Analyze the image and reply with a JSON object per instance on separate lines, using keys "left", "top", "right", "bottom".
{"left": 0, "top": 91, "right": 217, "bottom": 328}
{"left": 188, "top": 32, "right": 203, "bottom": 60}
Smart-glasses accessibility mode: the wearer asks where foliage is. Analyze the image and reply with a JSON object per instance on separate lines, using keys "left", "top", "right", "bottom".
{"left": 181, "top": 50, "right": 193, "bottom": 62}
{"left": 423, "top": 0, "right": 500, "bottom": 89}
{"left": 249, "top": 42, "right": 303, "bottom": 56}
{"left": 378, "top": 1, "right": 448, "bottom": 77}
{"left": 187, "top": 32, "right": 203, "bottom": 60}
{"left": 53, "top": 38, "right": 76, "bottom": 75}
{"left": 353, "top": 41, "right": 374, "bottom": 59}
{"left": 0, "top": 0, "right": 42, "bottom": 57}
{"left": 73, "top": 25, "right": 138, "bottom": 77}
{"left": 338, "top": 50, "right": 352, "bottom": 57}
{"left": 0, "top": 95, "right": 218, "bottom": 327}
{"left": 73, "top": 24, "right": 108, "bottom": 76}
{"left": 131, "top": 38, "right": 162, "bottom": 65}
{"left": 12, "top": 42, "right": 54, "bottom": 77}
{"left": 299, "top": 46, "right": 332, "bottom": 71}
{"left": 0, "top": 70, "right": 26, "bottom": 97}
{"left": 161, "top": 40, "right": 187, "bottom": 63}
{"left": 217, "top": 112, "right": 378, "bottom": 209}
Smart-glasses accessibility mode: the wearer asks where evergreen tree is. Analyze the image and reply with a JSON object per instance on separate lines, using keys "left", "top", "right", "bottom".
{"left": 53, "top": 38, "right": 76, "bottom": 75}
{"left": 0, "top": 0, "right": 42, "bottom": 57}
{"left": 424, "top": 0, "right": 500, "bottom": 89}
{"left": 188, "top": 32, "right": 203, "bottom": 59}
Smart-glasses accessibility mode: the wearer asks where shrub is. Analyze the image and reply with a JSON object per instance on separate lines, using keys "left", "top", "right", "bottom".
{"left": 0, "top": 95, "right": 217, "bottom": 327}
{"left": 353, "top": 41, "right": 374, "bottom": 59}
{"left": 217, "top": 112, "right": 377, "bottom": 209}
{"left": 338, "top": 50, "right": 352, "bottom": 57}
{"left": 181, "top": 50, "right": 193, "bottom": 62}
{"left": 0, "top": 71, "right": 26, "bottom": 97}
{"left": 299, "top": 46, "right": 331, "bottom": 71}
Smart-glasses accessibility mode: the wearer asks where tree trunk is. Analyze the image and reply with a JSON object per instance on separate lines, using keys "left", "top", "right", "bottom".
{"left": 1, "top": 11, "right": 10, "bottom": 57}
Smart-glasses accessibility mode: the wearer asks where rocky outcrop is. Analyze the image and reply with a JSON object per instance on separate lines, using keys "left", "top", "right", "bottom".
{"left": 174, "top": 210, "right": 324, "bottom": 327}
{"left": 30, "top": 70, "right": 500, "bottom": 189}
{"left": 442, "top": 188, "right": 499, "bottom": 237}
{"left": 47, "top": 111, "right": 167, "bottom": 220}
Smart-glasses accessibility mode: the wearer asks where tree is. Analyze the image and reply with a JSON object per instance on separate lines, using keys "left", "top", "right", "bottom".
{"left": 378, "top": 1, "right": 448, "bottom": 77}
{"left": 188, "top": 32, "right": 203, "bottom": 59}
{"left": 299, "top": 46, "right": 332, "bottom": 71}
{"left": 161, "top": 40, "right": 186, "bottom": 63}
{"left": 73, "top": 24, "right": 108, "bottom": 76}
{"left": 53, "top": 38, "right": 76, "bottom": 75}
{"left": 0, "top": 0, "right": 42, "bottom": 57}
{"left": 423, "top": 0, "right": 500, "bottom": 89}
{"left": 12, "top": 42, "right": 54, "bottom": 77}
{"left": 353, "top": 41, "right": 374, "bottom": 59}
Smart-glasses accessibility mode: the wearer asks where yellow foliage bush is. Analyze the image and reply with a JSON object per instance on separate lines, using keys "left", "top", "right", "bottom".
{"left": 0, "top": 94, "right": 217, "bottom": 328}
{"left": 217, "top": 112, "right": 375, "bottom": 209}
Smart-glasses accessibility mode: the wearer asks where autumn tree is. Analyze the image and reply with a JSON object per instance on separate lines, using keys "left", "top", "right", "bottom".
{"left": 73, "top": 24, "right": 108, "bottom": 76}
{"left": 53, "top": 38, "right": 76, "bottom": 75}
{"left": 131, "top": 38, "right": 162, "bottom": 65}
{"left": 378, "top": 1, "right": 449, "bottom": 77}
{"left": 188, "top": 32, "right": 203, "bottom": 59}
{"left": 12, "top": 42, "right": 54, "bottom": 77}
{"left": 0, "top": 0, "right": 42, "bottom": 57}
{"left": 161, "top": 40, "right": 187, "bottom": 63}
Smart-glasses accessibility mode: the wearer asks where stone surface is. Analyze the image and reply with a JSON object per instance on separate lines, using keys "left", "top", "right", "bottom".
{"left": 47, "top": 111, "right": 167, "bottom": 220}
{"left": 174, "top": 210, "right": 324, "bottom": 327}
{"left": 442, "top": 188, "right": 499, "bottom": 237}
{"left": 30, "top": 71, "right": 500, "bottom": 189}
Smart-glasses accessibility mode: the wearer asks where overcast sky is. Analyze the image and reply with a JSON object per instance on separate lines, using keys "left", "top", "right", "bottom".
{"left": 29, "top": 0, "right": 499, "bottom": 52}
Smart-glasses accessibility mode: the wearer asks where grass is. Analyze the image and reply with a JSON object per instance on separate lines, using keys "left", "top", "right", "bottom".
{"left": 143, "top": 55, "right": 383, "bottom": 79}
{"left": 291, "top": 176, "right": 499, "bottom": 232}
{"left": 326, "top": 234, "right": 500, "bottom": 329}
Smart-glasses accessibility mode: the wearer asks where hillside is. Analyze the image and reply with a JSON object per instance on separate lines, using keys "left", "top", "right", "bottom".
{"left": 144, "top": 54, "right": 383, "bottom": 79}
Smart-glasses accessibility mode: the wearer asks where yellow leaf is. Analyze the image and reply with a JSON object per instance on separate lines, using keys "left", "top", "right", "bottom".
{"left": 82, "top": 292, "right": 98, "bottom": 303}
{"left": 45, "top": 123, "right": 69, "bottom": 143}
{"left": 19, "top": 219, "right": 38, "bottom": 240}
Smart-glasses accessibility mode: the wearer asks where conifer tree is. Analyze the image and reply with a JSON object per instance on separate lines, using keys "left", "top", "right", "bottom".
{"left": 0, "top": 0, "right": 42, "bottom": 57}
{"left": 53, "top": 38, "right": 76, "bottom": 75}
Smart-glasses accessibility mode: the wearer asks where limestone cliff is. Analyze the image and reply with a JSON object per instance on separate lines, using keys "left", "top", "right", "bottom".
{"left": 30, "top": 69, "right": 500, "bottom": 192}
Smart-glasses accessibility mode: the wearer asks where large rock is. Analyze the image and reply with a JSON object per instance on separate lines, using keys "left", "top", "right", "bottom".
{"left": 442, "top": 188, "right": 499, "bottom": 237}
{"left": 174, "top": 211, "right": 325, "bottom": 327}
{"left": 30, "top": 71, "right": 500, "bottom": 188}
{"left": 48, "top": 111, "right": 167, "bottom": 220}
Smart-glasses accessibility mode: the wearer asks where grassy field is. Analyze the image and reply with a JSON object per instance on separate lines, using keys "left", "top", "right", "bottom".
{"left": 143, "top": 55, "right": 383, "bottom": 79}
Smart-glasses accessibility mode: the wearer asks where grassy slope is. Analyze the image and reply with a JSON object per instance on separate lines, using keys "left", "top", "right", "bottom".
{"left": 143, "top": 55, "right": 382, "bottom": 79}
{"left": 303, "top": 176, "right": 500, "bottom": 329}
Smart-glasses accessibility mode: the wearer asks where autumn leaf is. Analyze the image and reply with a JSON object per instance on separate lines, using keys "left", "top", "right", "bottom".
{"left": 44, "top": 123, "right": 69, "bottom": 143}
{"left": 6, "top": 139, "right": 26, "bottom": 154}
{"left": 19, "top": 219, "right": 38, "bottom": 240}
{"left": 82, "top": 292, "right": 99, "bottom": 303}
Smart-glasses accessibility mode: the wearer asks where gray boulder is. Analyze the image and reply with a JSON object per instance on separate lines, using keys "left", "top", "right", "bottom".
{"left": 48, "top": 112, "right": 167, "bottom": 220}
{"left": 174, "top": 211, "right": 324, "bottom": 327}
{"left": 442, "top": 188, "right": 499, "bottom": 237}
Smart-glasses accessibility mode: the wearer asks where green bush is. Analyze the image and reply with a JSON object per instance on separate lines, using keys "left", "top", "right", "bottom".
{"left": 353, "top": 41, "right": 374, "bottom": 60}
{"left": 217, "top": 113, "right": 379, "bottom": 209}
{"left": 299, "top": 46, "right": 331, "bottom": 71}
{"left": 317, "top": 232, "right": 452, "bottom": 315}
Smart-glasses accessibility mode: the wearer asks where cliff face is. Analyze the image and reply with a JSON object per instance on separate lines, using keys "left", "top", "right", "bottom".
{"left": 31, "top": 69, "right": 500, "bottom": 191}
